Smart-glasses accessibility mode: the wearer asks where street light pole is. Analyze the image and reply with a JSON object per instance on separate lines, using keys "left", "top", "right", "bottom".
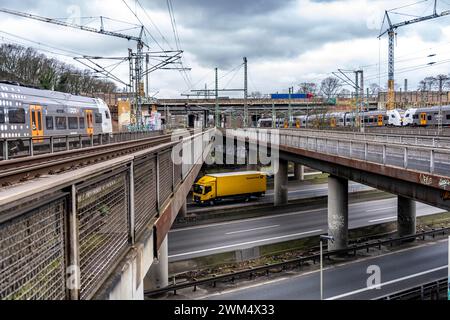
{"left": 320, "top": 235, "right": 334, "bottom": 300}
{"left": 320, "top": 239, "right": 323, "bottom": 300}
{"left": 288, "top": 87, "right": 293, "bottom": 128}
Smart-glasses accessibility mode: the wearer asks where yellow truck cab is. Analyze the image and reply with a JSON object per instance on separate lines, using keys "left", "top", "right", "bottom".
{"left": 193, "top": 171, "right": 267, "bottom": 205}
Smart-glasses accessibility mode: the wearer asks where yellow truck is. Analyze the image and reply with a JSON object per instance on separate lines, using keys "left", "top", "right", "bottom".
{"left": 193, "top": 171, "right": 267, "bottom": 205}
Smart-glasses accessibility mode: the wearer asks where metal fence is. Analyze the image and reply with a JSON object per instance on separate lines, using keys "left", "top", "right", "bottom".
{"left": 134, "top": 157, "right": 158, "bottom": 238}
{"left": 0, "top": 196, "right": 67, "bottom": 300}
{"left": 0, "top": 130, "right": 164, "bottom": 161}
{"left": 279, "top": 128, "right": 450, "bottom": 149}
{"left": 77, "top": 171, "right": 130, "bottom": 300}
{"left": 233, "top": 129, "right": 450, "bottom": 177}
{"left": 376, "top": 278, "right": 448, "bottom": 300}
{"left": 0, "top": 128, "right": 214, "bottom": 300}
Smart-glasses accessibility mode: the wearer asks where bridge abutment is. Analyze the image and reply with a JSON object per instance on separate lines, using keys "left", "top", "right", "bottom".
{"left": 274, "top": 159, "right": 288, "bottom": 206}
{"left": 327, "top": 175, "right": 348, "bottom": 251}
{"left": 397, "top": 196, "right": 416, "bottom": 237}
{"left": 144, "top": 235, "right": 169, "bottom": 290}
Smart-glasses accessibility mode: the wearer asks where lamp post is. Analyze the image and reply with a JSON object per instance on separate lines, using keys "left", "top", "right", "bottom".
{"left": 320, "top": 235, "right": 334, "bottom": 300}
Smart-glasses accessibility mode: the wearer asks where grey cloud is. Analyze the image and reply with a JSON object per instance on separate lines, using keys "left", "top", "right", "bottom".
{"left": 146, "top": 0, "right": 296, "bottom": 16}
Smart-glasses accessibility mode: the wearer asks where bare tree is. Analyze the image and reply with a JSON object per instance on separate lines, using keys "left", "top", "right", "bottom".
{"left": 320, "top": 77, "right": 341, "bottom": 99}
{"left": 0, "top": 44, "right": 117, "bottom": 94}
{"left": 297, "top": 82, "right": 317, "bottom": 95}
{"left": 433, "top": 74, "right": 450, "bottom": 90}
{"left": 418, "top": 76, "right": 436, "bottom": 91}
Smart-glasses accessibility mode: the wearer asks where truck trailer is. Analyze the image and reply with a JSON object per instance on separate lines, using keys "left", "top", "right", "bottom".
{"left": 192, "top": 171, "right": 267, "bottom": 205}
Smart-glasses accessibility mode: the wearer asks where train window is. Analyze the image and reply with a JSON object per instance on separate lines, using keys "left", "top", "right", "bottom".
{"left": 55, "top": 117, "right": 67, "bottom": 130}
{"left": 0, "top": 107, "right": 4, "bottom": 123}
{"left": 68, "top": 117, "right": 78, "bottom": 130}
{"left": 447, "top": 115, "right": 450, "bottom": 120}
{"left": 391, "top": 114, "right": 395, "bottom": 118}
{"left": 46, "top": 116, "right": 53, "bottom": 130}
{"left": 413, "top": 115, "right": 419, "bottom": 119}
{"left": 384, "top": 116, "right": 389, "bottom": 121}
{"left": 428, "top": 115, "right": 432, "bottom": 121}
{"left": 105, "top": 110, "right": 110, "bottom": 119}
{"left": 95, "top": 113, "right": 103, "bottom": 123}
{"left": 8, "top": 108, "right": 25, "bottom": 123}
{"left": 79, "top": 117, "right": 85, "bottom": 129}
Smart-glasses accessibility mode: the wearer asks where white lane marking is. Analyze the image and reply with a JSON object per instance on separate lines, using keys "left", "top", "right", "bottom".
{"left": 196, "top": 240, "right": 448, "bottom": 300}
{"left": 172, "top": 198, "right": 398, "bottom": 233}
{"left": 168, "top": 229, "right": 323, "bottom": 259}
{"left": 368, "top": 216, "right": 396, "bottom": 223}
{"left": 367, "top": 206, "right": 396, "bottom": 212}
{"left": 170, "top": 209, "right": 325, "bottom": 232}
{"left": 225, "top": 225, "right": 280, "bottom": 235}
{"left": 326, "top": 265, "right": 448, "bottom": 300}
{"left": 265, "top": 183, "right": 366, "bottom": 196}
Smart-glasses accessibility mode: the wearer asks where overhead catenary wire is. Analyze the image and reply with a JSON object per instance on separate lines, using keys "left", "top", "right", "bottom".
{"left": 121, "top": 0, "right": 192, "bottom": 91}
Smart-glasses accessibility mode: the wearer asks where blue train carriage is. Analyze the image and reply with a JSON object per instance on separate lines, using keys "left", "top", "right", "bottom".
{"left": 0, "top": 82, "right": 113, "bottom": 142}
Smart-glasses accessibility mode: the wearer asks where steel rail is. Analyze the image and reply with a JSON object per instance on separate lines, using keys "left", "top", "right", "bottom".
{"left": 0, "top": 132, "right": 190, "bottom": 185}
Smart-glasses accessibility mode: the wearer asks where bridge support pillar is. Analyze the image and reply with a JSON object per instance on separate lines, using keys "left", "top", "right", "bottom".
{"left": 144, "top": 235, "right": 169, "bottom": 290}
{"left": 274, "top": 159, "right": 288, "bottom": 206}
{"left": 293, "top": 163, "right": 305, "bottom": 181}
{"left": 397, "top": 196, "right": 416, "bottom": 237}
{"left": 327, "top": 175, "right": 348, "bottom": 251}
{"left": 178, "top": 200, "right": 188, "bottom": 218}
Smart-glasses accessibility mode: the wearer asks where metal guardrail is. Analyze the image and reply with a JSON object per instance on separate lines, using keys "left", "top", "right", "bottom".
{"left": 365, "top": 127, "right": 450, "bottom": 137}
{"left": 0, "top": 129, "right": 215, "bottom": 300}
{"left": 376, "top": 278, "right": 448, "bottom": 300}
{"left": 0, "top": 131, "right": 164, "bottom": 161}
{"left": 280, "top": 128, "right": 450, "bottom": 149}
{"left": 276, "top": 131, "right": 450, "bottom": 176}
{"left": 231, "top": 129, "right": 450, "bottom": 177}
{"left": 144, "top": 227, "right": 450, "bottom": 297}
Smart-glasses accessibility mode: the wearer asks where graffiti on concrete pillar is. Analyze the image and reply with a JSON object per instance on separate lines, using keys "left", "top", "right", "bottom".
{"left": 329, "top": 214, "right": 345, "bottom": 231}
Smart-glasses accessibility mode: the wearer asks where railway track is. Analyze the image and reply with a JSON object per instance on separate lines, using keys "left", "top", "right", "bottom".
{"left": 0, "top": 132, "right": 184, "bottom": 186}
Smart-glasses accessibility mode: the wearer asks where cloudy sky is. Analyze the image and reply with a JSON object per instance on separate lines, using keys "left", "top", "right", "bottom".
{"left": 1, "top": 0, "right": 450, "bottom": 98}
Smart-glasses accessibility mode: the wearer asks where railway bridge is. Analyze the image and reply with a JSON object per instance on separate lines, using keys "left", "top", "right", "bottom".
{"left": 0, "top": 128, "right": 214, "bottom": 300}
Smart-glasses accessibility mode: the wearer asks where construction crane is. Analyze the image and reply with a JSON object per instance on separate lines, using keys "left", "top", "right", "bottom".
{"left": 378, "top": 0, "right": 450, "bottom": 110}
{"left": 0, "top": 7, "right": 147, "bottom": 125}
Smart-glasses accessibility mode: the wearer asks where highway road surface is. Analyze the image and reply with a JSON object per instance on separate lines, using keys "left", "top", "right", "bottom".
{"left": 169, "top": 198, "right": 445, "bottom": 261}
{"left": 187, "top": 181, "right": 372, "bottom": 212}
{"left": 202, "top": 239, "right": 448, "bottom": 300}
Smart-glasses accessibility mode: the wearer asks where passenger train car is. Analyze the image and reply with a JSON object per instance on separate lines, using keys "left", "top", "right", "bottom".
{"left": 403, "top": 105, "right": 450, "bottom": 127}
{"left": 257, "top": 109, "right": 404, "bottom": 128}
{"left": 0, "top": 81, "right": 113, "bottom": 140}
